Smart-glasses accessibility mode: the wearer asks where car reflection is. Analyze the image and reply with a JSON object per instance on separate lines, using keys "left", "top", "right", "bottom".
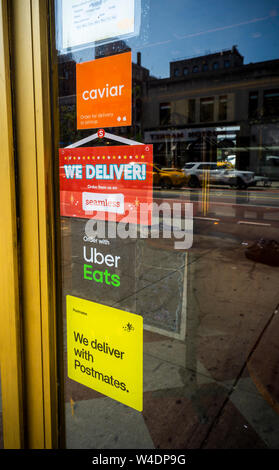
{"left": 182, "top": 161, "right": 271, "bottom": 189}
{"left": 152, "top": 164, "right": 188, "bottom": 189}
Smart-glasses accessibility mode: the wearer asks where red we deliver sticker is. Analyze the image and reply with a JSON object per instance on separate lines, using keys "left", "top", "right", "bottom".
{"left": 59, "top": 145, "right": 153, "bottom": 225}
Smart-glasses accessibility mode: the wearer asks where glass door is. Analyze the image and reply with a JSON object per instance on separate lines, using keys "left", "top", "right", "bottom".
{"left": 52, "top": 0, "right": 279, "bottom": 449}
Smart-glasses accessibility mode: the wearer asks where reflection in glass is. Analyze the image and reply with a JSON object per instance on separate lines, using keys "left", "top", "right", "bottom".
{"left": 263, "top": 89, "right": 279, "bottom": 117}
{"left": 200, "top": 97, "right": 214, "bottom": 123}
{"left": 55, "top": 0, "right": 279, "bottom": 449}
{"left": 188, "top": 98, "right": 196, "bottom": 124}
{"left": 218, "top": 95, "right": 228, "bottom": 121}
{"left": 248, "top": 91, "right": 259, "bottom": 119}
{"left": 0, "top": 374, "right": 3, "bottom": 449}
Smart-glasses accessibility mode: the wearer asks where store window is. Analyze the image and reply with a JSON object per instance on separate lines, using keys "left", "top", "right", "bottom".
{"left": 52, "top": 0, "right": 279, "bottom": 451}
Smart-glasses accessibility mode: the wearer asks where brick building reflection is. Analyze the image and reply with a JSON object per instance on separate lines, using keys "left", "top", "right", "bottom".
{"left": 58, "top": 44, "right": 279, "bottom": 179}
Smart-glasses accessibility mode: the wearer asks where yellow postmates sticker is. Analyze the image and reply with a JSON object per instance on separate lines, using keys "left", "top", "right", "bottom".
{"left": 67, "top": 295, "right": 143, "bottom": 412}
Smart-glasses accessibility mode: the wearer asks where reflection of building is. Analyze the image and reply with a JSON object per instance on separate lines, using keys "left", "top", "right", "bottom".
{"left": 58, "top": 44, "right": 279, "bottom": 178}
{"left": 132, "top": 52, "right": 150, "bottom": 140}
{"left": 143, "top": 46, "right": 279, "bottom": 177}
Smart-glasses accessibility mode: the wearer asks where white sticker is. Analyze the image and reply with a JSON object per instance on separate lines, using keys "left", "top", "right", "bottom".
{"left": 82, "top": 192, "right": 125, "bottom": 214}
{"left": 58, "top": 0, "right": 140, "bottom": 52}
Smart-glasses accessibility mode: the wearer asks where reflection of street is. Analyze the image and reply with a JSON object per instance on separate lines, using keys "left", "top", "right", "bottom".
{"left": 154, "top": 187, "right": 279, "bottom": 228}
{"left": 155, "top": 187, "right": 279, "bottom": 207}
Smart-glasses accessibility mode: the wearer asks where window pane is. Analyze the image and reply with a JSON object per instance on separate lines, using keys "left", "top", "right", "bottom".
{"left": 53, "top": 0, "right": 279, "bottom": 451}
{"left": 263, "top": 89, "right": 279, "bottom": 117}
{"left": 159, "top": 102, "right": 171, "bottom": 125}
{"left": 249, "top": 91, "right": 259, "bottom": 119}
{"left": 184, "top": 163, "right": 195, "bottom": 168}
{"left": 219, "top": 95, "right": 227, "bottom": 120}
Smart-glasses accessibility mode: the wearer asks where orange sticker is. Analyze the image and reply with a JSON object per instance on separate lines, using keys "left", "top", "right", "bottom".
{"left": 76, "top": 52, "right": 132, "bottom": 130}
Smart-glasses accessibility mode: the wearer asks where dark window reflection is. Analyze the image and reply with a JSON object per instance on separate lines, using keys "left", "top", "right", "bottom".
{"left": 159, "top": 102, "right": 171, "bottom": 126}
{"left": 249, "top": 91, "right": 259, "bottom": 119}
{"left": 219, "top": 95, "right": 228, "bottom": 121}
{"left": 263, "top": 89, "right": 279, "bottom": 117}
{"left": 188, "top": 99, "right": 196, "bottom": 124}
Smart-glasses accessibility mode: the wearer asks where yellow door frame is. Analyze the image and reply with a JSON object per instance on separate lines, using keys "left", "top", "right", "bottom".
{"left": 0, "top": 0, "right": 24, "bottom": 449}
{"left": 0, "top": 0, "right": 62, "bottom": 448}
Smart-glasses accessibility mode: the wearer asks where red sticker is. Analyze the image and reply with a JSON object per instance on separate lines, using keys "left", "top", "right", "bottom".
{"left": 97, "top": 129, "right": 105, "bottom": 138}
{"left": 59, "top": 145, "right": 153, "bottom": 225}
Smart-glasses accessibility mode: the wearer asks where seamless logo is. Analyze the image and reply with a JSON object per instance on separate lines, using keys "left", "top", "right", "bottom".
{"left": 82, "top": 192, "right": 124, "bottom": 214}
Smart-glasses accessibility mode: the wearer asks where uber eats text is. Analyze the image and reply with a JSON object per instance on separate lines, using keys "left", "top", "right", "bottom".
{"left": 73, "top": 331, "right": 127, "bottom": 391}
{"left": 83, "top": 246, "right": 121, "bottom": 287}
{"left": 64, "top": 163, "right": 146, "bottom": 181}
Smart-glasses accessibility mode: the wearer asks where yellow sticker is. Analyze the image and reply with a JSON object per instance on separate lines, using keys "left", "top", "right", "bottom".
{"left": 66, "top": 295, "right": 143, "bottom": 412}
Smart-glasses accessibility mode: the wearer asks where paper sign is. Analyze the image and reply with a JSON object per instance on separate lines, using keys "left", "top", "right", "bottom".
{"left": 67, "top": 295, "right": 143, "bottom": 411}
{"left": 76, "top": 52, "right": 132, "bottom": 129}
{"left": 59, "top": 144, "right": 153, "bottom": 224}
{"left": 59, "top": 0, "right": 138, "bottom": 52}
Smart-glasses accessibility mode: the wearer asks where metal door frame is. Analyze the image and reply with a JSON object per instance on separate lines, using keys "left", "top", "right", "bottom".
{"left": 0, "top": 0, "right": 62, "bottom": 448}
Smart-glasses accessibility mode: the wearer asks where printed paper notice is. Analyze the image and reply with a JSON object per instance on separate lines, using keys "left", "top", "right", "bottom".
{"left": 67, "top": 295, "right": 143, "bottom": 411}
{"left": 61, "top": 0, "right": 138, "bottom": 51}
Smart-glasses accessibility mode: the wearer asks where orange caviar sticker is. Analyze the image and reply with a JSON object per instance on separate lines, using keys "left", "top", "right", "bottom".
{"left": 76, "top": 52, "right": 132, "bottom": 130}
